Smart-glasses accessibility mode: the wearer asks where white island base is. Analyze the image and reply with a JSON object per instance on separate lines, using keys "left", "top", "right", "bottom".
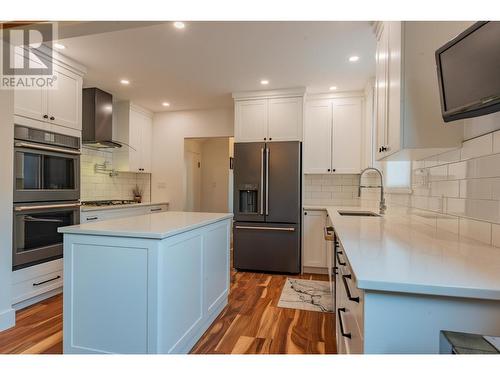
{"left": 60, "top": 212, "right": 232, "bottom": 354}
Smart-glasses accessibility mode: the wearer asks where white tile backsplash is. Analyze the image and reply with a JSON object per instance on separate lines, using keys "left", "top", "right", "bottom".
{"left": 81, "top": 147, "right": 151, "bottom": 202}
{"left": 304, "top": 174, "right": 361, "bottom": 206}
{"left": 460, "top": 133, "right": 493, "bottom": 160}
{"left": 387, "top": 129, "right": 500, "bottom": 247}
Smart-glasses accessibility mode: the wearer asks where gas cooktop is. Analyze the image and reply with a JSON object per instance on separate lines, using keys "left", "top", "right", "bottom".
{"left": 81, "top": 200, "right": 138, "bottom": 207}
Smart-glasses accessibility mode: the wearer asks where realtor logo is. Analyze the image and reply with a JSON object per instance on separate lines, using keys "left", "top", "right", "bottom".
{"left": 1, "top": 22, "right": 57, "bottom": 89}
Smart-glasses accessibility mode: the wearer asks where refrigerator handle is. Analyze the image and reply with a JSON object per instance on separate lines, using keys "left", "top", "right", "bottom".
{"left": 265, "top": 147, "right": 270, "bottom": 216}
{"left": 260, "top": 147, "right": 264, "bottom": 215}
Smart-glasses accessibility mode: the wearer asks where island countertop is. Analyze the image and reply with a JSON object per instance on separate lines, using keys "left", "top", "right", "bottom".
{"left": 304, "top": 205, "right": 500, "bottom": 300}
{"left": 59, "top": 211, "right": 233, "bottom": 239}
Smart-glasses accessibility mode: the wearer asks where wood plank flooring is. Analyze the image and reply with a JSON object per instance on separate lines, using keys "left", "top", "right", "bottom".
{"left": 0, "top": 271, "right": 336, "bottom": 354}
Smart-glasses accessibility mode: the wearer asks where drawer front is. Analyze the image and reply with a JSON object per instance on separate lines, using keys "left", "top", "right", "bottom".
{"left": 146, "top": 204, "right": 168, "bottom": 214}
{"left": 12, "top": 270, "right": 63, "bottom": 304}
{"left": 12, "top": 258, "right": 63, "bottom": 284}
{"left": 341, "top": 265, "right": 364, "bottom": 335}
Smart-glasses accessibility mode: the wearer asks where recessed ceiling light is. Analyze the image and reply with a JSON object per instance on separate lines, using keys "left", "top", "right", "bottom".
{"left": 120, "top": 79, "right": 130, "bottom": 85}
{"left": 260, "top": 79, "right": 269, "bottom": 85}
{"left": 54, "top": 43, "right": 65, "bottom": 50}
{"left": 349, "top": 55, "right": 360, "bottom": 62}
{"left": 162, "top": 102, "right": 170, "bottom": 107}
{"left": 173, "top": 21, "right": 186, "bottom": 29}
{"left": 329, "top": 86, "right": 337, "bottom": 91}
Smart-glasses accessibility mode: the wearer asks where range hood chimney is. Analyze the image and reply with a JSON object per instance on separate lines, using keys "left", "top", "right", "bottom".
{"left": 82, "top": 87, "right": 122, "bottom": 149}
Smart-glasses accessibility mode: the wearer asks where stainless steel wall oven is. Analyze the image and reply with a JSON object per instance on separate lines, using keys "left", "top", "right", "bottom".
{"left": 13, "top": 125, "right": 81, "bottom": 270}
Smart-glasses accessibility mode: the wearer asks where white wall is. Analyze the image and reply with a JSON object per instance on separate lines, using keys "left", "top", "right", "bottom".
{"left": 152, "top": 108, "right": 234, "bottom": 210}
{"left": 0, "top": 88, "right": 15, "bottom": 331}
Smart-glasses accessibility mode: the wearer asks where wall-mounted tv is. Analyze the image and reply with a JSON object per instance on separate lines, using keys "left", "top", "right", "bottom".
{"left": 436, "top": 21, "right": 500, "bottom": 122}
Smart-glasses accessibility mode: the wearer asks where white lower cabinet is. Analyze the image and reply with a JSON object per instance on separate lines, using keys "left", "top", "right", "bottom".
{"left": 303, "top": 210, "right": 328, "bottom": 270}
{"left": 80, "top": 203, "right": 169, "bottom": 223}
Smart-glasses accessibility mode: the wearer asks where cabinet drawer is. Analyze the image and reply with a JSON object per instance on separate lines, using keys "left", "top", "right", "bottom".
{"left": 12, "top": 258, "right": 63, "bottom": 284}
{"left": 12, "top": 270, "right": 63, "bottom": 305}
{"left": 338, "top": 305, "right": 364, "bottom": 354}
{"left": 341, "top": 265, "right": 364, "bottom": 335}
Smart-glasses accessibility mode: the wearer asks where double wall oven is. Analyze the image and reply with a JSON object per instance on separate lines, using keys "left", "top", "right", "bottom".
{"left": 13, "top": 125, "right": 81, "bottom": 270}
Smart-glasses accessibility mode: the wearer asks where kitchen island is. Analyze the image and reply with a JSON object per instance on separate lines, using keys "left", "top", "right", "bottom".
{"left": 59, "top": 211, "right": 233, "bottom": 354}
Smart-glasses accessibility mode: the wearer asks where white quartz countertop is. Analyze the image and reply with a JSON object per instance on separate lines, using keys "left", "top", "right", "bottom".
{"left": 80, "top": 201, "right": 169, "bottom": 212}
{"left": 59, "top": 211, "right": 233, "bottom": 239}
{"left": 304, "top": 205, "right": 500, "bottom": 300}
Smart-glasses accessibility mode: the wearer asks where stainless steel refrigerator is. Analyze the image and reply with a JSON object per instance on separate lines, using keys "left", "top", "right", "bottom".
{"left": 233, "top": 141, "right": 301, "bottom": 273}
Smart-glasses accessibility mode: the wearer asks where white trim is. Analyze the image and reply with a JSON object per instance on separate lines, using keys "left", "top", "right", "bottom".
{"left": 232, "top": 87, "right": 306, "bottom": 100}
{"left": 0, "top": 307, "right": 15, "bottom": 332}
{"left": 305, "top": 90, "right": 365, "bottom": 101}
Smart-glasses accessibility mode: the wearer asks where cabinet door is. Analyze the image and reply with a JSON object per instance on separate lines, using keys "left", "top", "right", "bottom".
{"left": 14, "top": 55, "right": 47, "bottom": 122}
{"left": 47, "top": 66, "right": 82, "bottom": 130}
{"left": 375, "top": 22, "right": 389, "bottom": 161}
{"left": 128, "top": 109, "right": 144, "bottom": 172}
{"left": 386, "top": 21, "right": 402, "bottom": 157}
{"left": 235, "top": 99, "right": 268, "bottom": 142}
{"left": 304, "top": 100, "right": 332, "bottom": 174}
{"left": 268, "top": 97, "right": 302, "bottom": 141}
{"left": 303, "top": 210, "right": 327, "bottom": 268}
{"left": 332, "top": 98, "right": 362, "bottom": 174}
{"left": 140, "top": 113, "right": 153, "bottom": 173}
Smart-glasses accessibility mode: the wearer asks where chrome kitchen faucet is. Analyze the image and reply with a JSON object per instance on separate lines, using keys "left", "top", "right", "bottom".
{"left": 358, "top": 167, "right": 386, "bottom": 215}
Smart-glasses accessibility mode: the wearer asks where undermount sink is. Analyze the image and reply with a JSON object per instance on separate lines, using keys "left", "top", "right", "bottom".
{"left": 337, "top": 210, "right": 381, "bottom": 217}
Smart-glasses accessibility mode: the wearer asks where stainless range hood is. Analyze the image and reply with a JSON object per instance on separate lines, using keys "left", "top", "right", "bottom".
{"left": 82, "top": 87, "right": 122, "bottom": 149}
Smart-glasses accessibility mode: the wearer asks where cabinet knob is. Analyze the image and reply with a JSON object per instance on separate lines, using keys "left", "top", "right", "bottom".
{"left": 304, "top": 212, "right": 307, "bottom": 216}
{"left": 269, "top": 137, "right": 272, "bottom": 140}
{"left": 264, "top": 137, "right": 267, "bottom": 141}
{"left": 50, "top": 116, "right": 55, "bottom": 121}
{"left": 43, "top": 114, "right": 48, "bottom": 119}
{"left": 381, "top": 146, "right": 388, "bottom": 152}
{"left": 332, "top": 168, "right": 336, "bottom": 172}
{"left": 327, "top": 168, "right": 331, "bottom": 172}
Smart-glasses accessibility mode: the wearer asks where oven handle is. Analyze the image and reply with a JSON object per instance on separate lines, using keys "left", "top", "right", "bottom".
{"left": 14, "top": 203, "right": 81, "bottom": 212}
{"left": 15, "top": 141, "right": 81, "bottom": 155}
{"left": 23, "top": 215, "right": 64, "bottom": 223}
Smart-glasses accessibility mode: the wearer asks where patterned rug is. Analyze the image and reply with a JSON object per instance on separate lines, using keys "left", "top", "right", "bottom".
{"left": 277, "top": 278, "right": 333, "bottom": 313}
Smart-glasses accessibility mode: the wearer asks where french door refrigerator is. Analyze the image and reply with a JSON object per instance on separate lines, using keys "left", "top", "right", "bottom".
{"left": 233, "top": 141, "right": 301, "bottom": 273}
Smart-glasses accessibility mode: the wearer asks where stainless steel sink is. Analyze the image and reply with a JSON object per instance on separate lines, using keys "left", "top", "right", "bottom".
{"left": 337, "top": 210, "right": 381, "bottom": 217}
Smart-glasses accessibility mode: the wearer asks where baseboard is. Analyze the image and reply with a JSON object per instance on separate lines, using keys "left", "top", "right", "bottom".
{"left": 0, "top": 307, "right": 15, "bottom": 332}
{"left": 12, "top": 287, "right": 62, "bottom": 311}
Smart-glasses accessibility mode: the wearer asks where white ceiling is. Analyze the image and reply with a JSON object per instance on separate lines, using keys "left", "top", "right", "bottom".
{"left": 60, "top": 21, "right": 376, "bottom": 112}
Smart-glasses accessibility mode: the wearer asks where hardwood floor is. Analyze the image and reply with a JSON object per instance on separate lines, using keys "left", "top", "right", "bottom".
{"left": 191, "top": 271, "right": 336, "bottom": 354}
{"left": 0, "top": 271, "right": 336, "bottom": 354}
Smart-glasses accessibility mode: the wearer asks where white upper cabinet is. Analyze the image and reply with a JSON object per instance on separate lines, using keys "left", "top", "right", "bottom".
{"left": 268, "top": 97, "right": 303, "bottom": 141}
{"left": 235, "top": 99, "right": 268, "bottom": 142}
{"left": 332, "top": 98, "right": 362, "bottom": 174}
{"left": 46, "top": 66, "right": 82, "bottom": 130}
{"left": 113, "top": 102, "right": 153, "bottom": 173}
{"left": 304, "top": 95, "right": 363, "bottom": 174}
{"left": 14, "top": 49, "right": 85, "bottom": 132}
{"left": 374, "top": 21, "right": 472, "bottom": 161}
{"left": 304, "top": 100, "right": 332, "bottom": 174}
{"left": 233, "top": 88, "right": 305, "bottom": 143}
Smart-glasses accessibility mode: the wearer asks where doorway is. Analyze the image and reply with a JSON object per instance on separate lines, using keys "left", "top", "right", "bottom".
{"left": 184, "top": 137, "right": 234, "bottom": 213}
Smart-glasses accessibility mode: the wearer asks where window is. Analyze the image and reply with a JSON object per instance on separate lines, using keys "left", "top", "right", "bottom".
{"left": 384, "top": 161, "right": 412, "bottom": 192}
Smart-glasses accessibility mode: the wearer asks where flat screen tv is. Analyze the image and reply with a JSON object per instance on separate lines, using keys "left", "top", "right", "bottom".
{"left": 436, "top": 21, "right": 500, "bottom": 122}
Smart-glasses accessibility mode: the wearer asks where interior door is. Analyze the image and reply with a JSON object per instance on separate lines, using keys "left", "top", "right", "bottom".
{"left": 233, "top": 142, "right": 265, "bottom": 222}
{"left": 265, "top": 141, "right": 300, "bottom": 224}
{"left": 184, "top": 151, "right": 201, "bottom": 212}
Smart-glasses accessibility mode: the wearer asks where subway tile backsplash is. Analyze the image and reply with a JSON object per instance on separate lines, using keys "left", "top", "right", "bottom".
{"left": 304, "top": 174, "right": 361, "bottom": 206}
{"left": 389, "top": 128, "right": 500, "bottom": 247}
{"left": 81, "top": 148, "right": 151, "bottom": 202}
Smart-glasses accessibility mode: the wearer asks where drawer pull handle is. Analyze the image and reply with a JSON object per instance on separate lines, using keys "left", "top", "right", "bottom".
{"left": 86, "top": 216, "right": 98, "bottom": 221}
{"left": 336, "top": 250, "right": 346, "bottom": 266}
{"left": 150, "top": 208, "right": 162, "bottom": 212}
{"left": 33, "top": 275, "right": 61, "bottom": 286}
{"left": 342, "top": 274, "right": 360, "bottom": 303}
{"left": 337, "top": 308, "right": 351, "bottom": 339}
